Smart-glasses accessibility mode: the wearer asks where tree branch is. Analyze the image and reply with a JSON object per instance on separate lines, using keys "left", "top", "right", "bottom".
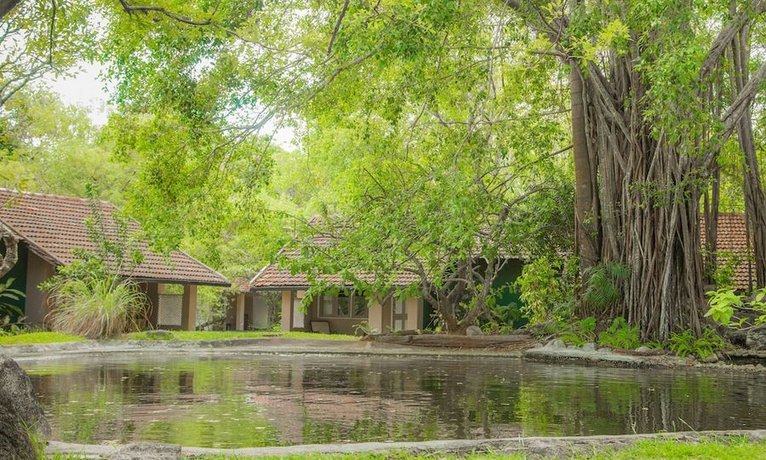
{"left": 0, "top": 0, "right": 22, "bottom": 21}
{"left": 119, "top": 0, "right": 212, "bottom": 26}
{"left": 326, "top": 0, "right": 350, "bottom": 57}
{"left": 701, "top": 1, "right": 766, "bottom": 79}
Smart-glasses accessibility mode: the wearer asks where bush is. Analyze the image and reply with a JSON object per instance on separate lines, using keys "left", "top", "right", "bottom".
{"left": 0, "top": 278, "right": 25, "bottom": 334}
{"left": 46, "top": 275, "right": 146, "bottom": 339}
{"left": 667, "top": 329, "right": 725, "bottom": 360}
{"left": 597, "top": 317, "right": 640, "bottom": 350}
{"left": 558, "top": 316, "right": 596, "bottom": 346}
{"left": 582, "top": 262, "right": 630, "bottom": 310}
{"left": 516, "top": 256, "right": 577, "bottom": 324}
{"left": 705, "top": 288, "right": 766, "bottom": 327}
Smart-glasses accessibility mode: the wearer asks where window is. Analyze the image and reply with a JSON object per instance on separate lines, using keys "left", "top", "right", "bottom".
{"left": 319, "top": 291, "right": 368, "bottom": 318}
{"left": 321, "top": 295, "right": 334, "bottom": 317}
{"left": 352, "top": 295, "right": 367, "bottom": 318}
{"left": 337, "top": 293, "right": 350, "bottom": 316}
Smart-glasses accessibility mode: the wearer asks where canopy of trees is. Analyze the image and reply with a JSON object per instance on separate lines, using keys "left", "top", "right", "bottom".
{"left": 1, "top": 1, "right": 765, "bottom": 337}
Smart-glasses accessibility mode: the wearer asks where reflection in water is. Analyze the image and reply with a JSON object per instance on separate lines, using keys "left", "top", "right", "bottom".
{"left": 21, "top": 354, "right": 766, "bottom": 448}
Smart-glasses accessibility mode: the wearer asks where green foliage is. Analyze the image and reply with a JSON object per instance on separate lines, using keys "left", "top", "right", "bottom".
{"left": 517, "top": 257, "right": 578, "bottom": 325}
{"left": 0, "top": 90, "right": 134, "bottom": 202}
{"left": 704, "top": 288, "right": 742, "bottom": 326}
{"left": 0, "top": 277, "right": 24, "bottom": 327}
{"left": 750, "top": 290, "right": 766, "bottom": 325}
{"left": 666, "top": 329, "right": 725, "bottom": 360}
{"left": 483, "top": 301, "right": 522, "bottom": 335}
{"left": 583, "top": 263, "right": 630, "bottom": 310}
{"left": 710, "top": 252, "right": 744, "bottom": 290}
{"left": 705, "top": 288, "right": 766, "bottom": 327}
{"left": 558, "top": 317, "right": 597, "bottom": 347}
{"left": 597, "top": 317, "right": 640, "bottom": 350}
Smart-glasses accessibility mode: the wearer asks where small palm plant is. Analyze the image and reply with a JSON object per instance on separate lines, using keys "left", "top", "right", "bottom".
{"left": 0, "top": 278, "right": 25, "bottom": 333}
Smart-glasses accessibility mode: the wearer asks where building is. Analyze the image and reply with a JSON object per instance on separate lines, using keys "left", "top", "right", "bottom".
{"left": 706, "top": 213, "right": 757, "bottom": 291}
{"left": 248, "top": 237, "right": 425, "bottom": 335}
{"left": 0, "top": 189, "right": 229, "bottom": 330}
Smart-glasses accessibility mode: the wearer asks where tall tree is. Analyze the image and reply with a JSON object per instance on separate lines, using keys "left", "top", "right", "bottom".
{"left": 100, "top": 0, "right": 766, "bottom": 340}
{"left": 499, "top": 0, "right": 766, "bottom": 340}
{"left": 0, "top": 0, "right": 92, "bottom": 277}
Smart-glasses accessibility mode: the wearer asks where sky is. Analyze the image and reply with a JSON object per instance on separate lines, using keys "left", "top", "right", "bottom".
{"left": 45, "top": 62, "right": 112, "bottom": 126}
{"left": 44, "top": 63, "right": 297, "bottom": 150}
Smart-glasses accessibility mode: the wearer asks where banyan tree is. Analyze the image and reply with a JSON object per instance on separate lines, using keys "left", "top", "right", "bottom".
{"left": 503, "top": 0, "right": 766, "bottom": 340}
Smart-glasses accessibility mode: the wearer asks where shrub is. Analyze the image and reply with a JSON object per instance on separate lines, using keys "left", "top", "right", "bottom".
{"left": 0, "top": 278, "right": 25, "bottom": 334}
{"left": 516, "top": 256, "right": 577, "bottom": 324}
{"left": 559, "top": 316, "right": 597, "bottom": 346}
{"left": 667, "top": 329, "right": 725, "bottom": 360}
{"left": 582, "top": 262, "right": 630, "bottom": 310}
{"left": 705, "top": 288, "right": 766, "bottom": 327}
{"left": 597, "top": 317, "right": 640, "bottom": 350}
{"left": 46, "top": 275, "right": 146, "bottom": 339}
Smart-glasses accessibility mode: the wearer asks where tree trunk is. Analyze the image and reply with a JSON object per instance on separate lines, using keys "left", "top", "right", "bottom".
{"left": 0, "top": 0, "right": 22, "bottom": 20}
{"left": 575, "top": 55, "right": 705, "bottom": 341}
{"left": 732, "top": 26, "right": 766, "bottom": 288}
{"left": 571, "top": 63, "right": 600, "bottom": 271}
{"left": 703, "top": 165, "right": 720, "bottom": 286}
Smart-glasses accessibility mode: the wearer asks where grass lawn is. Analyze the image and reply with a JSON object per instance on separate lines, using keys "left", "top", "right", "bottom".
{"left": 0, "top": 330, "right": 358, "bottom": 345}
{"left": 181, "top": 438, "right": 766, "bottom": 459}
{"left": 0, "top": 331, "right": 85, "bottom": 345}
{"left": 121, "top": 330, "right": 358, "bottom": 341}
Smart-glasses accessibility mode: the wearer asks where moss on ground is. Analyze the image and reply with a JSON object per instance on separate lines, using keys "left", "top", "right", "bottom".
{"left": 0, "top": 329, "right": 358, "bottom": 345}
{"left": 0, "top": 331, "right": 85, "bottom": 345}
{"left": 122, "top": 330, "right": 358, "bottom": 341}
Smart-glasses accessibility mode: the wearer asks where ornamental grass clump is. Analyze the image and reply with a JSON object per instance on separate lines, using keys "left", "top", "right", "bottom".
{"left": 44, "top": 188, "right": 147, "bottom": 339}
{"left": 46, "top": 275, "right": 146, "bottom": 339}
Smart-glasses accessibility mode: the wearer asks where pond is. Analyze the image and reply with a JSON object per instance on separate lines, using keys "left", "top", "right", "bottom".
{"left": 21, "top": 353, "right": 766, "bottom": 448}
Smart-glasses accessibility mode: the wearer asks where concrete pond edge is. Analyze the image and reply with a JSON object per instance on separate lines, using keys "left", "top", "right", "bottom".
{"left": 3, "top": 336, "right": 766, "bottom": 374}
{"left": 3, "top": 336, "right": 765, "bottom": 372}
{"left": 45, "top": 429, "right": 766, "bottom": 458}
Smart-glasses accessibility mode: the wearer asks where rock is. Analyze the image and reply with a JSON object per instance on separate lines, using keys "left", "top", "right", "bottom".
{"left": 635, "top": 346, "right": 652, "bottom": 354}
{"left": 545, "top": 339, "right": 566, "bottom": 349}
{"left": 582, "top": 342, "right": 596, "bottom": 352}
{"left": 746, "top": 326, "right": 766, "bottom": 350}
{"left": 0, "top": 399, "right": 36, "bottom": 460}
{"left": 698, "top": 353, "right": 719, "bottom": 364}
{"left": 597, "top": 347, "right": 612, "bottom": 353}
{"left": 0, "top": 354, "right": 50, "bottom": 459}
{"left": 465, "top": 325, "right": 483, "bottom": 336}
{"left": 0, "top": 354, "right": 50, "bottom": 437}
{"left": 111, "top": 442, "right": 181, "bottom": 460}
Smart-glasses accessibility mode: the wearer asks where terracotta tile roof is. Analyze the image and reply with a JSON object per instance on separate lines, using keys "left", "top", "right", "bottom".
{"left": 250, "top": 249, "right": 420, "bottom": 290}
{"left": 0, "top": 189, "right": 229, "bottom": 286}
{"left": 706, "top": 213, "right": 754, "bottom": 290}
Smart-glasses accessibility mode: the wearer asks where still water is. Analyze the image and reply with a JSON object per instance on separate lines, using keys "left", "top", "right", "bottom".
{"left": 20, "top": 353, "right": 766, "bottom": 448}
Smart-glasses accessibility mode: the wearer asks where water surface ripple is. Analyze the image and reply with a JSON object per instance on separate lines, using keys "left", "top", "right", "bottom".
{"left": 21, "top": 354, "right": 766, "bottom": 448}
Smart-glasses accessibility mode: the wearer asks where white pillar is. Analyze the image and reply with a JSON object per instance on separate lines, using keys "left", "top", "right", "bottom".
{"left": 235, "top": 292, "right": 245, "bottom": 331}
